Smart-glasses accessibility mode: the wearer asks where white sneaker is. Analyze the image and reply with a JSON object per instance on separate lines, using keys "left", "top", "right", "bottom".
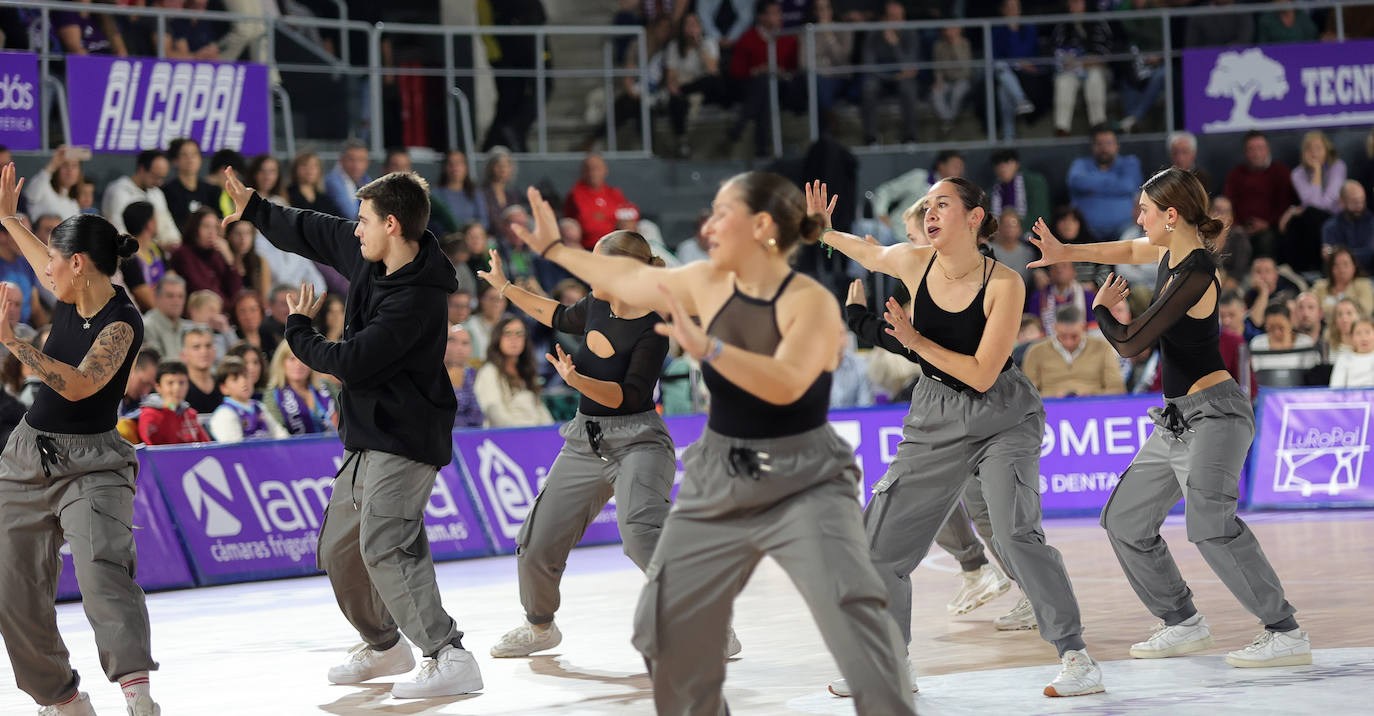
{"left": 1016, "top": 99, "right": 1036, "bottom": 115}
{"left": 1129, "top": 614, "right": 1214, "bottom": 658}
{"left": 1225, "top": 629, "right": 1312, "bottom": 668}
{"left": 38, "top": 693, "right": 95, "bottom": 716}
{"left": 125, "top": 695, "right": 160, "bottom": 716}
{"left": 490, "top": 620, "right": 562, "bottom": 658}
{"left": 725, "top": 627, "right": 742, "bottom": 658}
{"left": 827, "top": 659, "right": 919, "bottom": 697}
{"left": 947, "top": 564, "right": 1011, "bottom": 616}
{"left": 1044, "top": 649, "right": 1105, "bottom": 697}
{"left": 327, "top": 638, "right": 417, "bottom": 684}
{"left": 392, "top": 645, "right": 484, "bottom": 698}
{"left": 994, "top": 595, "right": 1038, "bottom": 631}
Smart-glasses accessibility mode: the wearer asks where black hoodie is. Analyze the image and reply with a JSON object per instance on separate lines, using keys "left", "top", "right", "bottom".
{"left": 246, "top": 193, "right": 459, "bottom": 467}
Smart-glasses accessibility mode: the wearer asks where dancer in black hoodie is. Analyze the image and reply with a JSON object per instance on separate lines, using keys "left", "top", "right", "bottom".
{"left": 222, "top": 168, "right": 481, "bottom": 699}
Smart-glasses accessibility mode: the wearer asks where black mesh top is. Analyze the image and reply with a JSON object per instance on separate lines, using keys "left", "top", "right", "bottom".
{"left": 702, "top": 272, "right": 832, "bottom": 438}
{"left": 1092, "top": 248, "right": 1226, "bottom": 398}
{"left": 550, "top": 296, "right": 669, "bottom": 417}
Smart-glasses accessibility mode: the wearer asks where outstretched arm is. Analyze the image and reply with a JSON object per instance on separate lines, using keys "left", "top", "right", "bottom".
{"left": 0, "top": 164, "right": 59, "bottom": 273}
{"left": 476, "top": 249, "right": 574, "bottom": 329}
{"left": 806, "top": 180, "right": 923, "bottom": 278}
{"left": 222, "top": 168, "right": 363, "bottom": 277}
{"left": 1027, "top": 216, "right": 1162, "bottom": 268}
{"left": 1092, "top": 267, "right": 1216, "bottom": 358}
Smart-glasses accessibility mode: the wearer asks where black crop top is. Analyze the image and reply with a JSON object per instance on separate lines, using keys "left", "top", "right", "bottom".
{"left": 702, "top": 272, "right": 831, "bottom": 438}
{"left": 28, "top": 287, "right": 145, "bottom": 434}
{"left": 1093, "top": 248, "right": 1226, "bottom": 399}
{"left": 909, "top": 255, "right": 1012, "bottom": 393}
{"left": 551, "top": 296, "right": 669, "bottom": 417}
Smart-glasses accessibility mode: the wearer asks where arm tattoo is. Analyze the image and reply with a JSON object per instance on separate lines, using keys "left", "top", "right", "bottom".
{"left": 8, "top": 340, "right": 71, "bottom": 394}
{"left": 6, "top": 322, "right": 134, "bottom": 399}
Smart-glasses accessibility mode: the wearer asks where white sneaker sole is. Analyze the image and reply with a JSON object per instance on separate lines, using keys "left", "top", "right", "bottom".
{"left": 1129, "top": 633, "right": 1214, "bottom": 659}
{"left": 1044, "top": 682, "right": 1106, "bottom": 697}
{"left": 490, "top": 632, "right": 562, "bottom": 658}
{"left": 328, "top": 655, "right": 416, "bottom": 684}
{"left": 995, "top": 617, "right": 1038, "bottom": 632}
{"left": 1225, "top": 652, "right": 1312, "bottom": 668}
{"left": 391, "top": 673, "right": 485, "bottom": 699}
{"left": 948, "top": 577, "right": 1012, "bottom": 616}
{"left": 827, "top": 683, "right": 918, "bottom": 698}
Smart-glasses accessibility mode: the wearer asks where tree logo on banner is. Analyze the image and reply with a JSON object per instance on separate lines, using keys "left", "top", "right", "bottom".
{"left": 1203, "top": 47, "right": 1289, "bottom": 131}
{"left": 182, "top": 457, "right": 244, "bottom": 538}
{"left": 476, "top": 439, "right": 537, "bottom": 539}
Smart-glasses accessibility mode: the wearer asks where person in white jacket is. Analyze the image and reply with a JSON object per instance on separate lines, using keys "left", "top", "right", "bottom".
{"left": 472, "top": 315, "right": 554, "bottom": 427}
{"left": 208, "top": 355, "right": 288, "bottom": 442}
{"left": 102, "top": 149, "right": 181, "bottom": 248}
{"left": 1330, "top": 319, "right": 1374, "bottom": 388}
{"left": 22, "top": 145, "right": 83, "bottom": 221}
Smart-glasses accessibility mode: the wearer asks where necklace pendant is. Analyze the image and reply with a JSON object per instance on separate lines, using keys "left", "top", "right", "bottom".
{"left": 83, "top": 319, "right": 91, "bottom": 329}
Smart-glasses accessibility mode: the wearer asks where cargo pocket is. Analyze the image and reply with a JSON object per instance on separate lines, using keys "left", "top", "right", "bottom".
{"left": 818, "top": 503, "right": 886, "bottom": 607}
{"left": 1007, "top": 459, "right": 1046, "bottom": 541}
{"left": 86, "top": 489, "right": 138, "bottom": 573}
{"left": 1183, "top": 464, "right": 1241, "bottom": 544}
{"left": 1099, "top": 466, "right": 1131, "bottom": 530}
{"left": 514, "top": 489, "right": 548, "bottom": 555}
{"left": 315, "top": 504, "right": 332, "bottom": 571}
{"left": 630, "top": 562, "right": 663, "bottom": 660}
{"left": 362, "top": 494, "right": 428, "bottom": 564}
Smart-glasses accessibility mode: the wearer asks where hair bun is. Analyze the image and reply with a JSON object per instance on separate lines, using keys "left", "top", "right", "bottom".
{"left": 978, "top": 242, "right": 997, "bottom": 260}
{"left": 979, "top": 215, "right": 1000, "bottom": 241}
{"left": 798, "top": 212, "right": 826, "bottom": 245}
{"left": 1197, "top": 217, "right": 1225, "bottom": 242}
{"left": 649, "top": 255, "right": 666, "bottom": 268}
{"left": 116, "top": 233, "right": 139, "bottom": 259}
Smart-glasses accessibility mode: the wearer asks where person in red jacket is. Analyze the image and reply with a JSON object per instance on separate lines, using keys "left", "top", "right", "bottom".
{"left": 1223, "top": 131, "right": 1297, "bottom": 258}
{"left": 725, "top": 0, "right": 801, "bottom": 157}
{"left": 562, "top": 154, "right": 636, "bottom": 250}
{"left": 138, "top": 360, "right": 212, "bottom": 445}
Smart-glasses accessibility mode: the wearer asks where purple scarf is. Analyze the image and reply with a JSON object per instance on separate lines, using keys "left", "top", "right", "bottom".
{"left": 273, "top": 385, "right": 336, "bottom": 435}
{"left": 223, "top": 398, "right": 270, "bottom": 438}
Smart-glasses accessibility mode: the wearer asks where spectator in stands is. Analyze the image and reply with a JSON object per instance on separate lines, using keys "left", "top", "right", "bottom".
{"left": 1049, "top": 205, "right": 1112, "bottom": 290}
{"left": 1186, "top": 0, "right": 1254, "bottom": 48}
{"left": 727, "top": 0, "right": 801, "bottom": 156}
{"left": 859, "top": 1, "right": 920, "bottom": 145}
{"left": 698, "top": 0, "right": 755, "bottom": 44}
{"left": 181, "top": 326, "right": 223, "bottom": 414}
{"left": 1246, "top": 254, "right": 1300, "bottom": 328}
{"left": 563, "top": 154, "right": 636, "bottom": 250}
{"left": 494, "top": 205, "right": 541, "bottom": 282}
{"left": 166, "top": 0, "right": 221, "bottom": 59}
{"left": 163, "top": 137, "right": 221, "bottom": 228}
{"left": 482, "top": 0, "right": 546, "bottom": 152}
{"left": 446, "top": 324, "right": 484, "bottom": 429}
{"left": 1029, "top": 260, "right": 1096, "bottom": 334}
{"left": 314, "top": 292, "right": 346, "bottom": 342}
{"left": 324, "top": 139, "right": 372, "bottom": 219}
{"left": 991, "top": 0, "right": 1041, "bottom": 141}
{"left": 141, "top": 275, "right": 188, "bottom": 360}
{"left": 138, "top": 360, "right": 212, "bottom": 445}
{"left": 482, "top": 147, "right": 522, "bottom": 233}
{"left": 383, "top": 148, "right": 411, "bottom": 175}
{"left": 429, "top": 151, "right": 488, "bottom": 235}
{"left": 665, "top": 13, "right": 726, "bottom": 157}
{"left": 120, "top": 348, "right": 159, "bottom": 418}
{"left": 171, "top": 208, "right": 242, "bottom": 301}
{"left": 1225, "top": 130, "right": 1296, "bottom": 257}
{"left": 116, "top": 202, "right": 162, "bottom": 312}
{"left": 23, "top": 145, "right": 82, "bottom": 221}
{"left": 1067, "top": 125, "right": 1142, "bottom": 241}
{"left": 674, "top": 209, "right": 711, "bottom": 264}
{"left": 225, "top": 219, "right": 269, "bottom": 298}
{"left": 809, "top": 0, "right": 856, "bottom": 135}
{"left": 993, "top": 209, "right": 1037, "bottom": 286}
{"left": 990, "top": 148, "right": 1050, "bottom": 229}
{"left": 1326, "top": 297, "right": 1363, "bottom": 356}
{"left": 206, "top": 149, "right": 243, "bottom": 217}
{"left": 1219, "top": 289, "right": 1257, "bottom": 341}
{"left": 53, "top": 0, "right": 128, "bottom": 55}
{"left": 75, "top": 181, "right": 97, "bottom": 216}
{"left": 1322, "top": 181, "right": 1374, "bottom": 271}
{"left": 1167, "top": 131, "right": 1213, "bottom": 195}
{"left": 1023, "top": 304, "right": 1125, "bottom": 397}
{"left": 286, "top": 151, "right": 343, "bottom": 215}
{"left": 869, "top": 151, "right": 963, "bottom": 232}
{"left": 1312, "top": 246, "right": 1374, "bottom": 317}
{"left": 1251, "top": 303, "right": 1321, "bottom": 372}
{"left": 103, "top": 150, "right": 177, "bottom": 246}
{"left": 0, "top": 221, "right": 44, "bottom": 327}
{"left": 447, "top": 288, "right": 473, "bottom": 330}
{"left": 1292, "top": 291, "right": 1326, "bottom": 348}
{"left": 226, "top": 341, "right": 268, "bottom": 399}
{"left": 186, "top": 289, "right": 236, "bottom": 359}
{"left": 262, "top": 284, "right": 292, "bottom": 344}
{"left": 1051, "top": 0, "right": 1112, "bottom": 135}
{"left": 1278, "top": 130, "right": 1345, "bottom": 272}
{"left": 830, "top": 323, "right": 873, "bottom": 409}
{"left": 1256, "top": 0, "right": 1320, "bottom": 44}
{"left": 1012, "top": 313, "right": 1046, "bottom": 367}
{"left": 247, "top": 154, "right": 287, "bottom": 205}
{"left": 230, "top": 289, "right": 279, "bottom": 359}
{"left": 473, "top": 315, "right": 553, "bottom": 427}
{"left": 1330, "top": 318, "right": 1374, "bottom": 387}
{"left": 1211, "top": 196, "right": 1252, "bottom": 289}
{"left": 0, "top": 283, "right": 35, "bottom": 361}
{"left": 218, "top": 0, "right": 279, "bottom": 67}
{"left": 932, "top": 26, "right": 973, "bottom": 135}
{"left": 209, "top": 356, "right": 287, "bottom": 442}
{"left": 1113, "top": 0, "right": 1168, "bottom": 135}
{"left": 465, "top": 281, "right": 508, "bottom": 360}
{"left": 264, "top": 342, "right": 338, "bottom": 435}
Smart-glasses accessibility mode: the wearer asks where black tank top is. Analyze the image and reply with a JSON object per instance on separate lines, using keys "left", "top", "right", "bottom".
{"left": 910, "top": 254, "right": 1012, "bottom": 393}
{"left": 702, "top": 272, "right": 831, "bottom": 438}
{"left": 28, "top": 287, "right": 145, "bottom": 434}
{"left": 550, "top": 296, "right": 669, "bottom": 417}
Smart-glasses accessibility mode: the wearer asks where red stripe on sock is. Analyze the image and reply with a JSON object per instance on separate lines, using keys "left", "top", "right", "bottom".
{"left": 120, "top": 678, "right": 150, "bottom": 687}
{"left": 56, "top": 692, "right": 79, "bottom": 705}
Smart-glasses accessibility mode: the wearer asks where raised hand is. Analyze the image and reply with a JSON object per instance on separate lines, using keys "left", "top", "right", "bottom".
{"left": 221, "top": 167, "right": 256, "bottom": 228}
{"left": 0, "top": 163, "right": 27, "bottom": 219}
{"left": 846, "top": 278, "right": 867, "bottom": 307}
{"left": 1027, "top": 217, "right": 1069, "bottom": 269}
{"left": 287, "top": 282, "right": 326, "bottom": 319}
{"left": 882, "top": 296, "right": 920, "bottom": 352}
{"left": 653, "top": 284, "right": 711, "bottom": 359}
{"left": 804, "top": 180, "right": 839, "bottom": 229}
{"left": 1093, "top": 272, "right": 1130, "bottom": 311}
{"left": 545, "top": 343, "right": 577, "bottom": 382}
{"left": 511, "top": 186, "right": 562, "bottom": 256}
{"left": 476, "top": 249, "right": 508, "bottom": 289}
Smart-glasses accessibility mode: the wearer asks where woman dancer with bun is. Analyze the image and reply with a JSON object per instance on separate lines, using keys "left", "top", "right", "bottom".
{"left": 1029, "top": 166, "right": 1309, "bottom": 667}
{"left": 812, "top": 177, "right": 1104, "bottom": 699}
{"left": 514, "top": 175, "right": 915, "bottom": 715}
{"left": 0, "top": 164, "right": 159, "bottom": 716}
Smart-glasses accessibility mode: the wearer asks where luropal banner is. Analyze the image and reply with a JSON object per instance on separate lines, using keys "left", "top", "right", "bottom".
{"left": 1249, "top": 387, "right": 1374, "bottom": 509}
{"left": 0, "top": 51, "right": 40, "bottom": 150}
{"left": 65, "top": 55, "right": 270, "bottom": 154}
{"left": 145, "top": 436, "right": 492, "bottom": 585}
{"left": 1183, "top": 39, "right": 1374, "bottom": 134}
{"left": 57, "top": 453, "right": 195, "bottom": 601}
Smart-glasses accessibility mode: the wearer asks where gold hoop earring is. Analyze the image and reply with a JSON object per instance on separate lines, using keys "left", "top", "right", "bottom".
{"left": 1165, "top": 224, "right": 1175, "bottom": 232}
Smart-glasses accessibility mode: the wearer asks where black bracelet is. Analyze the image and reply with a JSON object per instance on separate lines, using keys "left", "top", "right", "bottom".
{"left": 540, "top": 242, "right": 560, "bottom": 258}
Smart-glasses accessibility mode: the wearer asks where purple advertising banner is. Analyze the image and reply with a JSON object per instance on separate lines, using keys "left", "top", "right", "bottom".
{"left": 65, "top": 55, "right": 270, "bottom": 154}
{"left": 57, "top": 452, "right": 196, "bottom": 600}
{"left": 146, "top": 436, "right": 491, "bottom": 585}
{"left": 0, "top": 51, "right": 40, "bottom": 150}
{"left": 1249, "top": 388, "right": 1374, "bottom": 509}
{"left": 1183, "top": 40, "right": 1374, "bottom": 134}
